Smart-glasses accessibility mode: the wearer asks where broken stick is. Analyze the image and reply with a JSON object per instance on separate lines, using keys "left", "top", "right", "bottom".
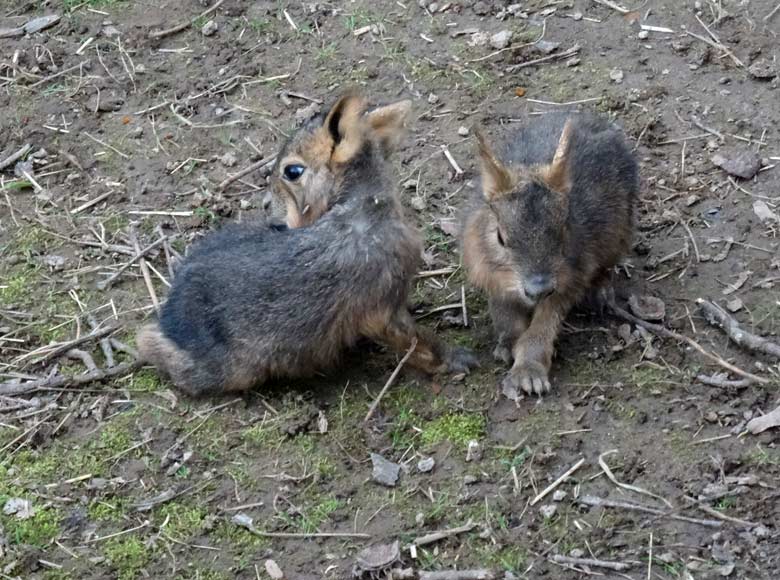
{"left": 696, "top": 299, "right": 780, "bottom": 359}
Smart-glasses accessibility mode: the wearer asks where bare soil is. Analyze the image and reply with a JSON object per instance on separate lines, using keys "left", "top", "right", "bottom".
{"left": 1, "top": 1, "right": 779, "bottom": 579}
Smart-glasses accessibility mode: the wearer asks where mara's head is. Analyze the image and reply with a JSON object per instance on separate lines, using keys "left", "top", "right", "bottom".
{"left": 270, "top": 92, "right": 412, "bottom": 228}
{"left": 466, "top": 120, "right": 575, "bottom": 307}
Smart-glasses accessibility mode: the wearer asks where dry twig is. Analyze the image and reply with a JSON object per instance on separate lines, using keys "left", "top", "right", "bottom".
{"left": 551, "top": 555, "right": 633, "bottom": 572}
{"left": 579, "top": 495, "right": 722, "bottom": 528}
{"left": 149, "top": 0, "right": 225, "bottom": 39}
{"left": 364, "top": 337, "right": 418, "bottom": 423}
{"left": 0, "top": 360, "right": 140, "bottom": 397}
{"left": 530, "top": 458, "right": 584, "bottom": 506}
{"left": 696, "top": 299, "right": 780, "bottom": 359}
{"left": 412, "top": 519, "right": 476, "bottom": 547}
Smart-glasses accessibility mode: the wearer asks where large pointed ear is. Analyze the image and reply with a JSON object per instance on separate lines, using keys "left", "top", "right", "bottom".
{"left": 323, "top": 93, "right": 367, "bottom": 164}
{"left": 540, "top": 118, "right": 574, "bottom": 194}
{"left": 475, "top": 128, "right": 513, "bottom": 201}
{"left": 365, "top": 100, "right": 412, "bottom": 154}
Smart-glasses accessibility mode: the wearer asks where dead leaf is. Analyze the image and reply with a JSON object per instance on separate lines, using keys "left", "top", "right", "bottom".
{"left": 514, "top": 87, "right": 526, "bottom": 97}
{"left": 746, "top": 405, "right": 780, "bottom": 434}
{"left": 436, "top": 218, "right": 459, "bottom": 237}
{"left": 317, "top": 410, "right": 328, "bottom": 434}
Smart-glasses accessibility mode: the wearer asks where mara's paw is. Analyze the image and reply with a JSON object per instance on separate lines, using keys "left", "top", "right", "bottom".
{"left": 446, "top": 346, "right": 480, "bottom": 374}
{"left": 502, "top": 361, "right": 551, "bottom": 396}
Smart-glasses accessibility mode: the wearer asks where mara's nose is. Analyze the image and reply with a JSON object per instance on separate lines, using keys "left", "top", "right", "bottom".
{"left": 524, "top": 274, "right": 554, "bottom": 301}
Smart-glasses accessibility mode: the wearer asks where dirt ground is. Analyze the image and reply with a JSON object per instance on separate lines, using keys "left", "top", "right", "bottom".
{"left": 1, "top": 0, "right": 779, "bottom": 579}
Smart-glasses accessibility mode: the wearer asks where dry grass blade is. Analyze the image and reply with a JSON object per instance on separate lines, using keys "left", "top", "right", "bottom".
{"left": 599, "top": 450, "right": 674, "bottom": 508}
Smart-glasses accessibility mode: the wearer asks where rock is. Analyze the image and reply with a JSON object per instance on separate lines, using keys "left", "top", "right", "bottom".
{"left": 753, "top": 200, "right": 780, "bottom": 224}
{"left": 3, "top": 498, "right": 34, "bottom": 520}
{"left": 748, "top": 58, "right": 777, "bottom": 80}
{"left": 458, "top": 126, "right": 470, "bottom": 136}
{"left": 638, "top": 30, "right": 649, "bottom": 39}
{"left": 415, "top": 512, "right": 425, "bottom": 526}
{"left": 427, "top": 93, "right": 439, "bottom": 104}
{"left": 219, "top": 152, "right": 238, "bottom": 167}
{"left": 569, "top": 548, "right": 585, "bottom": 558}
{"left": 490, "top": 30, "right": 513, "bottom": 50}
{"left": 371, "top": 453, "right": 401, "bottom": 487}
{"left": 534, "top": 40, "right": 560, "bottom": 54}
{"left": 711, "top": 150, "right": 761, "bottom": 179}
{"left": 466, "top": 440, "right": 482, "bottom": 462}
{"left": 473, "top": 1, "right": 490, "bottom": 16}
{"left": 539, "top": 504, "right": 557, "bottom": 519}
{"left": 41, "top": 254, "right": 67, "bottom": 271}
{"left": 102, "top": 25, "right": 121, "bottom": 38}
{"left": 552, "top": 490, "right": 567, "bottom": 502}
{"left": 714, "top": 563, "right": 735, "bottom": 576}
{"left": 726, "top": 298, "right": 743, "bottom": 313}
{"left": 565, "top": 57, "right": 581, "bottom": 67}
{"left": 468, "top": 32, "right": 490, "bottom": 47}
{"left": 463, "top": 474, "right": 479, "bottom": 485}
{"left": 201, "top": 20, "right": 218, "bottom": 36}
{"left": 628, "top": 294, "right": 666, "bottom": 321}
{"left": 417, "top": 456, "right": 435, "bottom": 473}
{"left": 355, "top": 541, "right": 400, "bottom": 573}
{"left": 572, "top": 11, "right": 583, "bottom": 20}
{"left": 265, "top": 560, "right": 284, "bottom": 580}
{"left": 402, "top": 179, "right": 419, "bottom": 190}
{"left": 609, "top": 68, "right": 624, "bottom": 83}
{"left": 428, "top": 2, "right": 440, "bottom": 11}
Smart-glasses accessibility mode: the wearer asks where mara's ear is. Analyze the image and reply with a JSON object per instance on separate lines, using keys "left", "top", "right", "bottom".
{"left": 475, "top": 128, "right": 513, "bottom": 201}
{"left": 323, "top": 92, "right": 367, "bottom": 164}
{"left": 365, "top": 100, "right": 412, "bottom": 153}
{"left": 539, "top": 118, "right": 574, "bottom": 194}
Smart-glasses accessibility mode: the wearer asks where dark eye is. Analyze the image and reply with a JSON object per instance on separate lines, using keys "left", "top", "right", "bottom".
{"left": 496, "top": 229, "right": 506, "bottom": 247}
{"left": 283, "top": 164, "right": 305, "bottom": 181}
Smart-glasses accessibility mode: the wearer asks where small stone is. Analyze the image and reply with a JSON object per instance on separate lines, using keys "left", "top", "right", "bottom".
{"left": 490, "top": 30, "right": 513, "bottom": 50}
{"left": 129, "top": 126, "right": 144, "bottom": 139}
{"left": 265, "top": 560, "right": 284, "bottom": 580}
{"left": 371, "top": 453, "right": 401, "bottom": 487}
{"left": 726, "top": 298, "right": 743, "bottom": 313}
{"left": 458, "top": 126, "right": 470, "bottom": 137}
{"left": 219, "top": 152, "right": 237, "bottom": 167}
{"left": 534, "top": 40, "right": 560, "bottom": 55}
{"left": 42, "top": 255, "right": 66, "bottom": 270}
{"left": 628, "top": 294, "right": 666, "bottom": 321}
{"left": 507, "top": 4, "right": 524, "bottom": 16}
{"left": 201, "top": 20, "right": 218, "bottom": 37}
{"left": 87, "top": 95, "right": 124, "bottom": 112}
{"left": 753, "top": 200, "right": 780, "bottom": 224}
{"left": 417, "top": 456, "right": 435, "bottom": 473}
{"left": 102, "top": 25, "right": 121, "bottom": 38}
{"left": 572, "top": 11, "right": 583, "bottom": 20}
{"left": 704, "top": 411, "right": 719, "bottom": 423}
{"left": 410, "top": 196, "right": 426, "bottom": 211}
{"left": 463, "top": 474, "right": 479, "bottom": 485}
{"left": 402, "top": 179, "right": 418, "bottom": 190}
{"left": 3, "top": 498, "right": 34, "bottom": 520}
{"left": 466, "top": 440, "right": 482, "bottom": 462}
{"left": 569, "top": 548, "right": 585, "bottom": 558}
{"left": 473, "top": 1, "right": 490, "bottom": 16}
{"left": 428, "top": 2, "right": 439, "bottom": 12}
{"left": 552, "top": 490, "right": 567, "bottom": 502}
{"left": 415, "top": 512, "right": 425, "bottom": 526}
{"left": 748, "top": 58, "right": 777, "bottom": 80}
{"left": 539, "top": 504, "right": 557, "bottom": 519}
{"left": 565, "top": 57, "right": 580, "bottom": 67}
{"left": 685, "top": 194, "right": 700, "bottom": 206}
{"left": 609, "top": 68, "right": 624, "bottom": 83}
{"left": 638, "top": 30, "right": 649, "bottom": 39}
{"left": 427, "top": 93, "right": 439, "bottom": 105}
{"left": 239, "top": 199, "right": 252, "bottom": 210}
{"left": 468, "top": 31, "right": 489, "bottom": 47}
{"left": 711, "top": 150, "right": 762, "bottom": 179}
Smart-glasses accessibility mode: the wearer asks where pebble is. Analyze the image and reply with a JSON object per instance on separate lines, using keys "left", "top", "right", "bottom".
{"left": 458, "top": 126, "right": 469, "bottom": 136}
{"left": 572, "top": 11, "right": 583, "bottom": 20}
{"left": 638, "top": 30, "right": 649, "bottom": 39}
{"left": 490, "top": 30, "right": 513, "bottom": 50}
{"left": 427, "top": 93, "right": 439, "bottom": 104}
{"left": 265, "top": 560, "right": 284, "bottom": 580}
{"left": 463, "top": 474, "right": 479, "bottom": 485}
{"left": 102, "top": 25, "right": 121, "bottom": 38}
{"left": 201, "top": 20, "right": 218, "bottom": 36}
{"left": 609, "top": 68, "right": 624, "bottom": 83}
{"left": 565, "top": 57, "right": 581, "bottom": 67}
{"left": 219, "top": 152, "right": 238, "bottom": 167}
{"left": 539, "top": 504, "right": 557, "bottom": 519}
{"left": 726, "top": 298, "right": 743, "bottom": 313}
{"left": 552, "top": 490, "right": 567, "bottom": 502}
{"left": 711, "top": 150, "right": 762, "bottom": 180}
{"left": 371, "top": 453, "right": 401, "bottom": 487}
{"left": 748, "top": 58, "right": 777, "bottom": 80}
{"left": 417, "top": 456, "right": 435, "bottom": 473}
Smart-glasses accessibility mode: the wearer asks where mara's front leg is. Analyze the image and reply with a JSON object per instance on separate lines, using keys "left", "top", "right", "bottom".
{"left": 489, "top": 294, "right": 532, "bottom": 365}
{"left": 362, "top": 307, "right": 478, "bottom": 375}
{"left": 502, "top": 292, "right": 579, "bottom": 395}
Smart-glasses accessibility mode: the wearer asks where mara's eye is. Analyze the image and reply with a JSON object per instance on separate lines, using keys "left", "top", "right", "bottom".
{"left": 496, "top": 229, "right": 506, "bottom": 247}
{"left": 283, "top": 164, "right": 305, "bottom": 181}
